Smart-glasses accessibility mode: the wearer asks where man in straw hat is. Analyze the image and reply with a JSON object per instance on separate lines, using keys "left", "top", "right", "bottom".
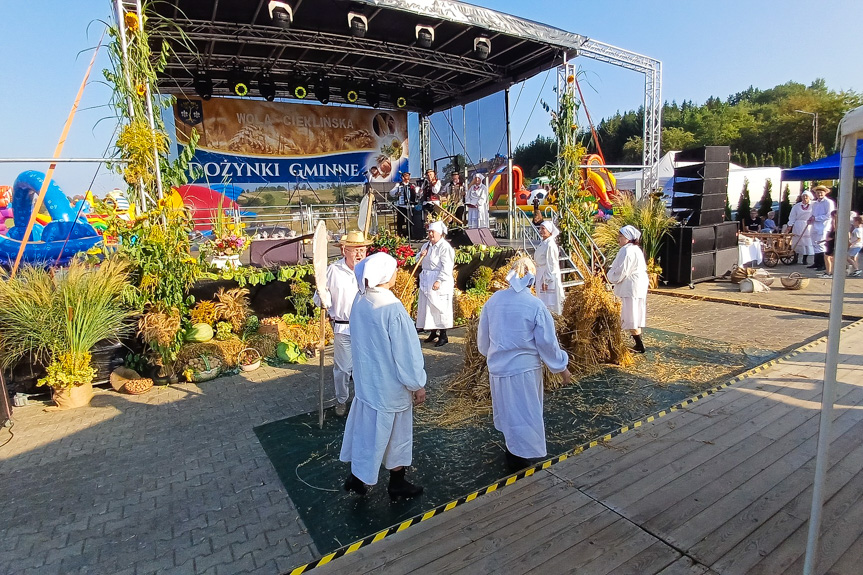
{"left": 313, "top": 230, "right": 372, "bottom": 416}
{"left": 416, "top": 220, "right": 455, "bottom": 346}
{"left": 341, "top": 252, "right": 427, "bottom": 500}
{"left": 478, "top": 257, "right": 571, "bottom": 471}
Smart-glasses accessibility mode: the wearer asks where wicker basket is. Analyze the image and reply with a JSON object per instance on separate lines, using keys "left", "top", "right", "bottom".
{"left": 780, "top": 272, "right": 810, "bottom": 290}
{"left": 238, "top": 348, "right": 262, "bottom": 372}
{"left": 109, "top": 367, "right": 154, "bottom": 395}
{"left": 730, "top": 265, "right": 755, "bottom": 284}
{"left": 124, "top": 377, "right": 154, "bottom": 395}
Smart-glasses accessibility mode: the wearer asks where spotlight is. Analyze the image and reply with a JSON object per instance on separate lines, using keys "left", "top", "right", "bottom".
{"left": 268, "top": 1, "right": 293, "bottom": 29}
{"left": 415, "top": 25, "right": 434, "bottom": 48}
{"left": 258, "top": 71, "right": 276, "bottom": 101}
{"left": 194, "top": 72, "right": 213, "bottom": 100}
{"left": 314, "top": 75, "right": 330, "bottom": 104}
{"left": 348, "top": 12, "right": 367, "bottom": 37}
{"left": 229, "top": 69, "right": 250, "bottom": 97}
{"left": 473, "top": 36, "right": 491, "bottom": 60}
{"left": 365, "top": 79, "right": 380, "bottom": 109}
{"left": 342, "top": 78, "right": 359, "bottom": 104}
{"left": 395, "top": 94, "right": 407, "bottom": 109}
{"left": 290, "top": 76, "right": 308, "bottom": 99}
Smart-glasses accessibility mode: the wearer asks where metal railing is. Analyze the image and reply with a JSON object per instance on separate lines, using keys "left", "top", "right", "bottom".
{"left": 512, "top": 209, "right": 585, "bottom": 289}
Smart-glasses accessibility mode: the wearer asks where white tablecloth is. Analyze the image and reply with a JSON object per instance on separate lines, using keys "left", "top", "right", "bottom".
{"left": 738, "top": 242, "right": 763, "bottom": 266}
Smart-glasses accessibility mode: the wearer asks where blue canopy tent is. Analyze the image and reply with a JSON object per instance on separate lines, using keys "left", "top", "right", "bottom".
{"left": 782, "top": 139, "right": 863, "bottom": 180}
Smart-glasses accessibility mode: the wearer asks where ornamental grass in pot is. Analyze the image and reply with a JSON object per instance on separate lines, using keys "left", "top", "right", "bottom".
{"left": 0, "top": 260, "right": 134, "bottom": 409}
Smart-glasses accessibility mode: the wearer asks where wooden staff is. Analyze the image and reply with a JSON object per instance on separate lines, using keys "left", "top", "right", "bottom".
{"left": 399, "top": 250, "right": 426, "bottom": 300}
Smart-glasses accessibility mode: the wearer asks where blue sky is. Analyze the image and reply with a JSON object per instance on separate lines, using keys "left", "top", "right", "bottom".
{"left": 1, "top": 0, "right": 860, "bottom": 194}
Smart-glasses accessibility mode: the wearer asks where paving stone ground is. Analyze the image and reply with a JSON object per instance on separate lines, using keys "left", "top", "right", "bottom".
{"left": 0, "top": 281, "right": 849, "bottom": 575}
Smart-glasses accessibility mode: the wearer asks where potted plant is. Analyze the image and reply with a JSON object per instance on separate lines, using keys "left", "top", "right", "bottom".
{"left": 202, "top": 209, "right": 249, "bottom": 270}
{"left": 238, "top": 348, "right": 262, "bottom": 372}
{"left": 182, "top": 354, "right": 222, "bottom": 383}
{"left": 138, "top": 305, "right": 183, "bottom": 384}
{"left": 0, "top": 260, "right": 134, "bottom": 409}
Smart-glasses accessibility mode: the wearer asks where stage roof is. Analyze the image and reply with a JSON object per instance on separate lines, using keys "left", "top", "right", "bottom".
{"left": 148, "top": 0, "right": 589, "bottom": 113}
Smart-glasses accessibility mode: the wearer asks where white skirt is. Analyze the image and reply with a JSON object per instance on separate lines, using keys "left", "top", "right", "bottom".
{"left": 489, "top": 368, "right": 546, "bottom": 459}
{"left": 339, "top": 399, "right": 413, "bottom": 485}
{"left": 620, "top": 296, "right": 646, "bottom": 331}
{"left": 416, "top": 290, "right": 453, "bottom": 329}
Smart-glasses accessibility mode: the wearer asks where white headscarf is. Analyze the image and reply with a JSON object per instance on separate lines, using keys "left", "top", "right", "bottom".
{"left": 428, "top": 220, "right": 447, "bottom": 236}
{"left": 801, "top": 191, "right": 814, "bottom": 200}
{"left": 540, "top": 220, "right": 560, "bottom": 239}
{"left": 354, "top": 252, "right": 397, "bottom": 294}
{"left": 619, "top": 225, "right": 642, "bottom": 242}
{"left": 505, "top": 257, "right": 536, "bottom": 293}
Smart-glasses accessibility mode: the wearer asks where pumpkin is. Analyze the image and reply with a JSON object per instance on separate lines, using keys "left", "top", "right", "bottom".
{"left": 185, "top": 323, "right": 214, "bottom": 343}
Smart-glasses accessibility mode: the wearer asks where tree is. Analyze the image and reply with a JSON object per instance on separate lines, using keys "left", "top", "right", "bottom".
{"left": 758, "top": 179, "right": 773, "bottom": 218}
{"left": 513, "top": 136, "right": 556, "bottom": 179}
{"left": 736, "top": 177, "right": 751, "bottom": 223}
{"left": 779, "top": 184, "right": 793, "bottom": 228}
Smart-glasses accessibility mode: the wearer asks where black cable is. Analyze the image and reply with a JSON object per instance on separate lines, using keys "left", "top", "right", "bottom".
{"left": 0, "top": 420, "right": 14, "bottom": 449}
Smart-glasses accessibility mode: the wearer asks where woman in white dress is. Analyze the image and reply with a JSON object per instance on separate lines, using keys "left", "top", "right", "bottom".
{"left": 465, "top": 174, "right": 490, "bottom": 229}
{"left": 784, "top": 190, "right": 814, "bottom": 265}
{"left": 606, "top": 225, "right": 649, "bottom": 353}
{"left": 416, "top": 220, "right": 455, "bottom": 346}
{"left": 534, "top": 221, "right": 564, "bottom": 314}
{"left": 478, "top": 257, "right": 571, "bottom": 471}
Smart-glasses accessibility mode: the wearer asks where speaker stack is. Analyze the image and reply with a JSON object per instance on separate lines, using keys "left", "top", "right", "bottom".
{"left": 661, "top": 145, "right": 739, "bottom": 285}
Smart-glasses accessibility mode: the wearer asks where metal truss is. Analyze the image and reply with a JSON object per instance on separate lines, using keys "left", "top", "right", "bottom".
{"left": 577, "top": 39, "right": 663, "bottom": 194}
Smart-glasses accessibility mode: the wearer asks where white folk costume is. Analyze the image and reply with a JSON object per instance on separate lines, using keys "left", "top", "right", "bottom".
{"left": 478, "top": 264, "right": 569, "bottom": 459}
{"left": 416, "top": 222, "right": 455, "bottom": 330}
{"left": 535, "top": 221, "right": 564, "bottom": 314}
{"left": 340, "top": 253, "right": 426, "bottom": 486}
{"left": 466, "top": 176, "right": 490, "bottom": 229}
{"left": 313, "top": 258, "right": 357, "bottom": 404}
{"left": 787, "top": 193, "right": 815, "bottom": 256}
{"left": 811, "top": 193, "right": 836, "bottom": 254}
{"left": 606, "top": 226, "right": 649, "bottom": 331}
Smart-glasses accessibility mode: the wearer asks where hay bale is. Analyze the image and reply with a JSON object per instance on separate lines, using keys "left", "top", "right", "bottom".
{"left": 394, "top": 268, "right": 417, "bottom": 315}
{"left": 177, "top": 337, "right": 246, "bottom": 367}
{"left": 454, "top": 290, "right": 491, "bottom": 321}
{"left": 561, "top": 275, "right": 633, "bottom": 369}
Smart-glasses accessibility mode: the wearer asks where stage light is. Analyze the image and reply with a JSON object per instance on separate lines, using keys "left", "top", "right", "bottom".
{"left": 342, "top": 78, "right": 359, "bottom": 104}
{"left": 194, "top": 72, "right": 213, "bottom": 100}
{"left": 415, "top": 25, "right": 434, "bottom": 48}
{"left": 229, "top": 69, "right": 250, "bottom": 97}
{"left": 366, "top": 79, "right": 380, "bottom": 109}
{"left": 268, "top": 1, "right": 293, "bottom": 29}
{"left": 395, "top": 94, "right": 407, "bottom": 109}
{"left": 348, "top": 12, "right": 367, "bottom": 37}
{"left": 258, "top": 71, "right": 276, "bottom": 101}
{"left": 290, "top": 76, "right": 308, "bottom": 99}
{"left": 473, "top": 36, "right": 491, "bottom": 60}
{"left": 314, "top": 75, "right": 330, "bottom": 104}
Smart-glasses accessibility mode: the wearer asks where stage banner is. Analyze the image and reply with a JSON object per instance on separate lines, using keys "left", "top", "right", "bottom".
{"left": 174, "top": 98, "right": 408, "bottom": 185}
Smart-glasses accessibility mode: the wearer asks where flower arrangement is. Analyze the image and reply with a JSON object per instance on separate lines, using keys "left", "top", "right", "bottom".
{"left": 369, "top": 230, "right": 415, "bottom": 266}
{"left": 205, "top": 233, "right": 248, "bottom": 257}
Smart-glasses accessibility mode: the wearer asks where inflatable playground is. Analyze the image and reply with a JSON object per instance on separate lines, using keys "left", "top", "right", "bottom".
{"left": 0, "top": 171, "right": 242, "bottom": 266}
{"left": 486, "top": 153, "right": 619, "bottom": 216}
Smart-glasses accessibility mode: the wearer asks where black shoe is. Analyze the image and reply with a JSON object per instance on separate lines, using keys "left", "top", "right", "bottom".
{"left": 632, "top": 334, "right": 645, "bottom": 354}
{"left": 388, "top": 468, "right": 423, "bottom": 500}
{"left": 425, "top": 330, "right": 438, "bottom": 343}
{"left": 505, "top": 449, "right": 531, "bottom": 472}
{"left": 807, "top": 264, "right": 819, "bottom": 269}
{"left": 813, "top": 267, "right": 826, "bottom": 272}
{"left": 344, "top": 473, "right": 368, "bottom": 495}
{"left": 434, "top": 335, "right": 448, "bottom": 347}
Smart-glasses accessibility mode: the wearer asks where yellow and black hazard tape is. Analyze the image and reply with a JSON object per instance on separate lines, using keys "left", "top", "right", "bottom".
{"left": 286, "top": 317, "right": 863, "bottom": 575}
{"left": 649, "top": 289, "right": 863, "bottom": 321}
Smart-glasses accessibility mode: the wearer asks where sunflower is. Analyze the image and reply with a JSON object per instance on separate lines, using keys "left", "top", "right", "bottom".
{"left": 135, "top": 83, "right": 146, "bottom": 97}
{"left": 124, "top": 12, "right": 140, "bottom": 33}
{"left": 567, "top": 74, "right": 575, "bottom": 84}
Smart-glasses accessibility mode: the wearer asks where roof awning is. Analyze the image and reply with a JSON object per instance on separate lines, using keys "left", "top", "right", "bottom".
{"left": 147, "top": 0, "right": 588, "bottom": 113}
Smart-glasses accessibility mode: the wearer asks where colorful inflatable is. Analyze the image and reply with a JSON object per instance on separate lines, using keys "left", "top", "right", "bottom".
{"left": 0, "top": 171, "right": 101, "bottom": 266}
{"left": 176, "top": 184, "right": 242, "bottom": 231}
{"left": 582, "top": 154, "right": 617, "bottom": 210}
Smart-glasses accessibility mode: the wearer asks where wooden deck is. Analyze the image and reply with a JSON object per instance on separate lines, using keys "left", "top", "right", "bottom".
{"left": 312, "top": 321, "right": 863, "bottom": 575}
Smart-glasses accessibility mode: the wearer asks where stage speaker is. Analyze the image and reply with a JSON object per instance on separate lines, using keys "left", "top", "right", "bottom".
{"left": 448, "top": 227, "right": 499, "bottom": 248}
{"left": 685, "top": 209, "right": 726, "bottom": 226}
{"left": 674, "top": 162, "right": 730, "bottom": 181}
{"left": 671, "top": 193, "right": 727, "bottom": 211}
{"left": 715, "top": 221, "right": 739, "bottom": 250}
{"left": 715, "top": 247, "right": 738, "bottom": 277}
{"left": 673, "top": 177, "right": 729, "bottom": 196}
{"left": 675, "top": 146, "right": 732, "bottom": 163}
